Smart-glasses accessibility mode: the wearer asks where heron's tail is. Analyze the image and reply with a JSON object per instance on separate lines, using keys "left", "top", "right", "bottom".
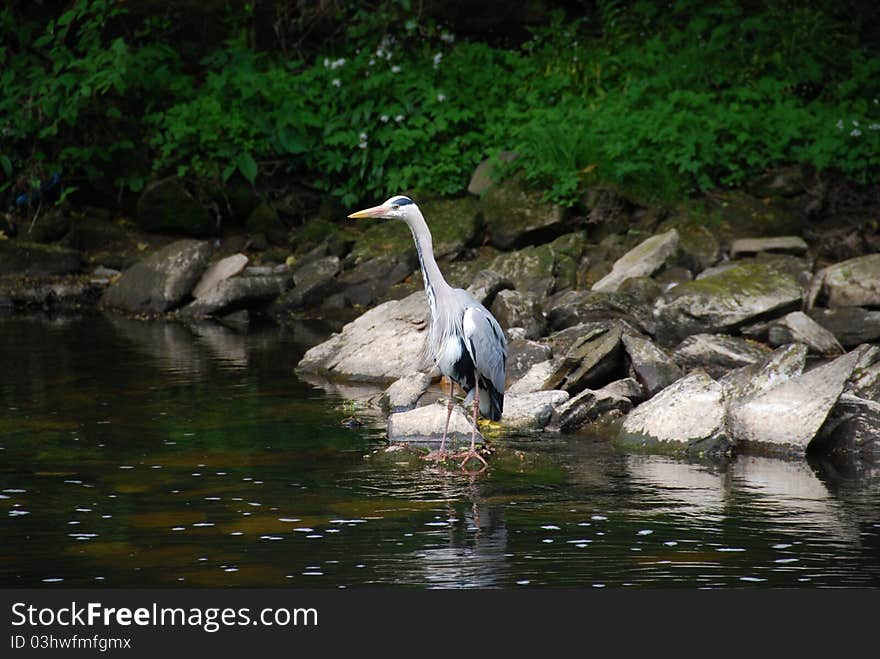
{"left": 479, "top": 379, "right": 504, "bottom": 422}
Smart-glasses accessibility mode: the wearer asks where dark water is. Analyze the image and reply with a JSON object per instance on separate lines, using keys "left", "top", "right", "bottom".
{"left": 2, "top": 313, "right": 879, "bottom": 588}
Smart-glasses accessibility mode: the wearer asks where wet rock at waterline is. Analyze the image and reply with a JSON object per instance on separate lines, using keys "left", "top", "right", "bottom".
{"left": 765, "top": 311, "right": 844, "bottom": 356}
{"left": 180, "top": 275, "right": 290, "bottom": 319}
{"left": 807, "top": 254, "right": 880, "bottom": 308}
{"left": 672, "top": 334, "right": 772, "bottom": 378}
{"left": 806, "top": 307, "right": 880, "bottom": 347}
{"left": 591, "top": 229, "right": 680, "bottom": 292}
{"left": 101, "top": 240, "right": 212, "bottom": 314}
{"left": 192, "top": 253, "right": 249, "bottom": 299}
{"left": 296, "top": 291, "right": 427, "bottom": 382}
{"left": 618, "top": 372, "right": 729, "bottom": 455}
{"left": 621, "top": 334, "right": 682, "bottom": 396}
{"left": 380, "top": 372, "right": 433, "bottom": 414}
{"left": 387, "top": 403, "right": 480, "bottom": 446}
{"left": 0, "top": 241, "right": 83, "bottom": 277}
{"left": 551, "top": 378, "right": 641, "bottom": 432}
{"left": 501, "top": 390, "right": 569, "bottom": 430}
{"left": 814, "top": 394, "right": 880, "bottom": 460}
{"left": 727, "top": 347, "right": 867, "bottom": 455}
{"left": 654, "top": 262, "right": 802, "bottom": 342}
{"left": 0, "top": 277, "right": 104, "bottom": 309}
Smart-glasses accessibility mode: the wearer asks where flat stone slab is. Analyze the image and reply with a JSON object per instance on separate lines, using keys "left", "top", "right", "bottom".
{"left": 193, "top": 253, "right": 248, "bottom": 299}
{"left": 545, "top": 325, "right": 624, "bottom": 393}
{"left": 727, "top": 347, "right": 867, "bottom": 455}
{"left": 672, "top": 333, "right": 771, "bottom": 378}
{"left": 730, "top": 236, "right": 808, "bottom": 258}
{"left": 592, "top": 229, "right": 680, "bottom": 293}
{"left": 387, "top": 403, "right": 479, "bottom": 446}
{"left": 501, "top": 390, "right": 570, "bottom": 430}
{"left": 180, "top": 275, "right": 289, "bottom": 318}
{"left": 766, "top": 311, "right": 844, "bottom": 356}
{"left": 807, "top": 307, "right": 880, "bottom": 347}
{"left": 618, "top": 372, "right": 728, "bottom": 453}
{"left": 551, "top": 378, "right": 639, "bottom": 432}
{"left": 296, "top": 291, "right": 428, "bottom": 382}
{"left": 380, "top": 372, "right": 433, "bottom": 413}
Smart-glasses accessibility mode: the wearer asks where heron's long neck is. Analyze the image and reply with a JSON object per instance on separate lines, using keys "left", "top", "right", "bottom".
{"left": 405, "top": 210, "right": 452, "bottom": 318}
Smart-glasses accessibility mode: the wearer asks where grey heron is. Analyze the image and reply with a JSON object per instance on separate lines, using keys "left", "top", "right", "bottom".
{"left": 348, "top": 195, "right": 507, "bottom": 468}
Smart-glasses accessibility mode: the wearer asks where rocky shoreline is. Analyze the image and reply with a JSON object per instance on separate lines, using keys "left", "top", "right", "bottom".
{"left": 2, "top": 162, "right": 879, "bottom": 463}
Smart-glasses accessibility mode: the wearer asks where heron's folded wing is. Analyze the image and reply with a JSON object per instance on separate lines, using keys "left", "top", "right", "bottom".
{"left": 462, "top": 305, "right": 507, "bottom": 394}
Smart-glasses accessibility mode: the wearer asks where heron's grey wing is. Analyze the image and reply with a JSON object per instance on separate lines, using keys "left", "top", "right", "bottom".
{"left": 461, "top": 304, "right": 507, "bottom": 394}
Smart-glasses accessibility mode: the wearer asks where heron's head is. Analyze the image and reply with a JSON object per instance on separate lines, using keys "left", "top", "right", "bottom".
{"left": 347, "top": 195, "right": 417, "bottom": 221}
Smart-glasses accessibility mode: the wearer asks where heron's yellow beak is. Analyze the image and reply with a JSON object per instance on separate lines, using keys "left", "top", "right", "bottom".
{"left": 348, "top": 205, "right": 391, "bottom": 219}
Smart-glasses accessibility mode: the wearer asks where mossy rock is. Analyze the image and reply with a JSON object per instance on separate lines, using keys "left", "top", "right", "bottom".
{"left": 706, "top": 191, "right": 805, "bottom": 241}
{"left": 0, "top": 240, "right": 83, "bottom": 277}
{"left": 490, "top": 243, "right": 557, "bottom": 297}
{"left": 136, "top": 178, "right": 216, "bottom": 236}
{"left": 481, "top": 176, "right": 565, "bottom": 249}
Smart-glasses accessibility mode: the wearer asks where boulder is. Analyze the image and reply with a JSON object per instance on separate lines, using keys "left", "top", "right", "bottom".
{"left": 730, "top": 236, "right": 808, "bottom": 258}
{"left": 387, "top": 402, "right": 479, "bottom": 446}
{"left": 135, "top": 178, "right": 215, "bottom": 235}
{"left": 674, "top": 224, "right": 720, "bottom": 273}
{"left": 101, "top": 239, "right": 212, "bottom": 313}
{"left": 490, "top": 289, "right": 546, "bottom": 339}
{"left": 545, "top": 289, "right": 653, "bottom": 334}
{"left": 179, "top": 275, "right": 289, "bottom": 318}
{"left": 654, "top": 261, "right": 802, "bottom": 343}
{"left": 592, "top": 229, "right": 680, "bottom": 292}
{"left": 500, "top": 390, "right": 569, "bottom": 430}
{"left": 618, "top": 372, "right": 729, "bottom": 454}
{"left": 272, "top": 255, "right": 341, "bottom": 312}
{"left": 296, "top": 290, "right": 428, "bottom": 382}
{"left": 507, "top": 358, "right": 561, "bottom": 396}
{"left": 807, "top": 307, "right": 880, "bottom": 347}
{"left": 621, "top": 334, "right": 682, "bottom": 396}
{"left": 481, "top": 177, "right": 565, "bottom": 249}
{"left": 551, "top": 378, "right": 641, "bottom": 432}
{"left": 333, "top": 254, "right": 414, "bottom": 308}
{"left": 193, "top": 253, "right": 249, "bottom": 299}
{"left": 545, "top": 325, "right": 624, "bottom": 393}
{"left": 727, "top": 347, "right": 867, "bottom": 455}
{"left": 719, "top": 343, "right": 808, "bottom": 406}
{"left": 489, "top": 244, "right": 558, "bottom": 298}
{"left": 808, "top": 254, "right": 880, "bottom": 308}
{"left": 380, "top": 372, "right": 433, "bottom": 413}
{"left": 467, "top": 151, "right": 518, "bottom": 196}
{"left": 672, "top": 334, "right": 772, "bottom": 378}
{"left": 506, "top": 339, "right": 552, "bottom": 383}
{"left": 0, "top": 241, "right": 83, "bottom": 277}
{"left": 466, "top": 269, "right": 513, "bottom": 307}
{"left": 814, "top": 394, "right": 880, "bottom": 459}
{"left": 766, "top": 311, "right": 844, "bottom": 356}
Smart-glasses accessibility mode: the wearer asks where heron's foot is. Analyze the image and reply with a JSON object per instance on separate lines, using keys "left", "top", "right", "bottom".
{"left": 454, "top": 447, "right": 488, "bottom": 469}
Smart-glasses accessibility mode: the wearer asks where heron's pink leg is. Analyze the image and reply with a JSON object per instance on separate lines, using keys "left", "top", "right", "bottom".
{"left": 422, "top": 378, "right": 455, "bottom": 462}
{"left": 458, "top": 377, "right": 488, "bottom": 469}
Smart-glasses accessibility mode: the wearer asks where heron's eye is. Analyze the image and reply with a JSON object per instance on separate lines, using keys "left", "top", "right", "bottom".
{"left": 392, "top": 204, "right": 400, "bottom": 210}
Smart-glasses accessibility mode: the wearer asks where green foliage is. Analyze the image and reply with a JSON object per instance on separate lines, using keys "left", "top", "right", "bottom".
{"left": 1, "top": 0, "right": 879, "bottom": 213}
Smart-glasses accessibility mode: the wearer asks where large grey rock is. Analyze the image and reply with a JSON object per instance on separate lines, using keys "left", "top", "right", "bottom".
{"left": 481, "top": 178, "right": 565, "bottom": 250}
{"left": 807, "top": 307, "right": 880, "bottom": 347}
{"left": 672, "top": 334, "right": 772, "bottom": 378}
{"left": 727, "top": 347, "right": 867, "bottom": 455}
{"left": 808, "top": 254, "right": 880, "bottom": 308}
{"left": 814, "top": 394, "right": 880, "bottom": 459}
{"left": 193, "top": 253, "right": 249, "bottom": 299}
{"left": 387, "top": 402, "right": 479, "bottom": 446}
{"left": 506, "top": 339, "right": 552, "bottom": 383}
{"left": 545, "top": 325, "right": 624, "bottom": 393}
{"left": 500, "top": 390, "right": 569, "bottom": 430}
{"left": 551, "top": 378, "right": 640, "bottom": 432}
{"left": 489, "top": 244, "right": 557, "bottom": 298}
{"left": 719, "top": 343, "right": 808, "bottom": 405}
{"left": 618, "top": 372, "right": 729, "bottom": 454}
{"left": 467, "top": 151, "right": 518, "bottom": 196}
{"left": 135, "top": 178, "right": 215, "bottom": 235}
{"left": 506, "top": 358, "right": 561, "bottom": 396}
{"left": 490, "top": 289, "right": 546, "bottom": 339}
{"left": 273, "top": 255, "right": 341, "bottom": 312}
{"left": 0, "top": 277, "right": 103, "bottom": 309}
{"left": 730, "top": 236, "right": 808, "bottom": 258}
{"left": 380, "top": 372, "right": 433, "bottom": 413}
{"left": 333, "top": 254, "right": 414, "bottom": 308}
{"left": 0, "top": 241, "right": 83, "bottom": 277}
{"left": 766, "top": 311, "right": 844, "bottom": 356}
{"left": 592, "top": 229, "right": 680, "bottom": 292}
{"left": 654, "top": 262, "right": 802, "bottom": 342}
{"left": 545, "top": 289, "right": 653, "bottom": 334}
{"left": 179, "top": 275, "right": 289, "bottom": 318}
{"left": 101, "top": 239, "right": 212, "bottom": 313}
{"left": 296, "top": 291, "right": 428, "bottom": 382}
{"left": 466, "top": 269, "right": 513, "bottom": 307}
{"left": 621, "top": 334, "right": 682, "bottom": 396}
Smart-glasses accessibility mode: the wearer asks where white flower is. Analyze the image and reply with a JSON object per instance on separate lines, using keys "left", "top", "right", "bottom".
{"left": 853, "top": 119, "right": 860, "bottom": 126}
{"left": 358, "top": 141, "right": 368, "bottom": 150}
{"left": 440, "top": 31, "right": 455, "bottom": 43}
{"left": 850, "top": 128, "right": 862, "bottom": 137}
{"left": 380, "top": 114, "right": 389, "bottom": 123}
{"left": 391, "top": 65, "right": 401, "bottom": 73}
{"left": 331, "top": 78, "right": 341, "bottom": 87}
{"left": 359, "top": 132, "right": 368, "bottom": 141}
{"left": 330, "top": 58, "right": 346, "bottom": 70}
{"left": 868, "top": 123, "right": 880, "bottom": 130}
{"left": 369, "top": 58, "right": 375, "bottom": 66}
{"left": 323, "top": 58, "right": 330, "bottom": 68}
{"left": 432, "top": 52, "right": 443, "bottom": 69}
{"left": 437, "top": 93, "right": 446, "bottom": 102}
{"left": 835, "top": 119, "right": 844, "bottom": 130}
{"left": 395, "top": 114, "right": 405, "bottom": 122}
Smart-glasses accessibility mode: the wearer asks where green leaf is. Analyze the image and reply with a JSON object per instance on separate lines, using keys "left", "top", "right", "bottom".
{"left": 0, "top": 154, "right": 11, "bottom": 177}
{"left": 236, "top": 152, "right": 258, "bottom": 183}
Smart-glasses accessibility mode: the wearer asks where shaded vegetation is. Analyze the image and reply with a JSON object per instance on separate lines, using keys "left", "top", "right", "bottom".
{"left": 2, "top": 0, "right": 879, "bottom": 219}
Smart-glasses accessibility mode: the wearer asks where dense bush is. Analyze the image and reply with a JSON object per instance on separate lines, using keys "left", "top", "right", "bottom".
{"left": 2, "top": 0, "right": 879, "bottom": 215}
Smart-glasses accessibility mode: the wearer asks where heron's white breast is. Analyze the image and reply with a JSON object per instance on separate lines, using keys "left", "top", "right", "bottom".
{"left": 436, "top": 334, "right": 463, "bottom": 376}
